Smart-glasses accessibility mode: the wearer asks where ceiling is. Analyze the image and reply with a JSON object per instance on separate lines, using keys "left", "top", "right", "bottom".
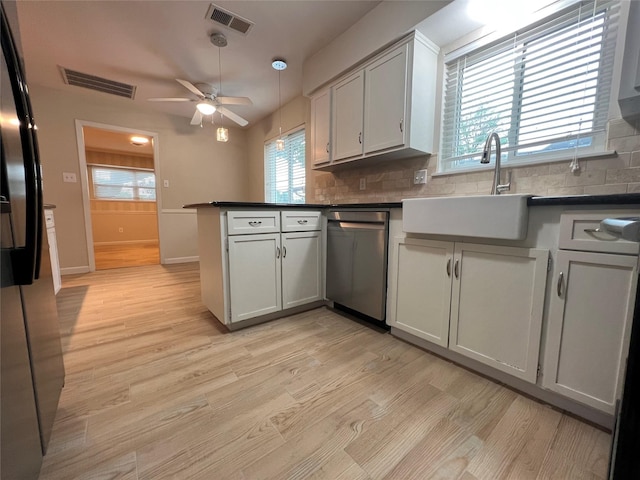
{"left": 14, "top": 1, "right": 385, "bottom": 129}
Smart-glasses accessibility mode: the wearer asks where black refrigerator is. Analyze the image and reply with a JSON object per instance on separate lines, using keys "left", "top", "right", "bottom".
{"left": 1, "top": 2, "right": 65, "bottom": 479}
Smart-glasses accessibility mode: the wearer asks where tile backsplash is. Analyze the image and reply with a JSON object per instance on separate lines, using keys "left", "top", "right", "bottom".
{"left": 310, "top": 118, "right": 640, "bottom": 203}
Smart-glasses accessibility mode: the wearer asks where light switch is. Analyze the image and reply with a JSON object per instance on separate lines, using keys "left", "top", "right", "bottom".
{"left": 163, "top": 180, "right": 169, "bottom": 188}
{"left": 359, "top": 178, "right": 366, "bottom": 190}
{"left": 62, "top": 172, "right": 77, "bottom": 183}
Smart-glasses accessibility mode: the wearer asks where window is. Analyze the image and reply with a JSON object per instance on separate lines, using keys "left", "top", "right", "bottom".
{"left": 440, "top": 0, "right": 620, "bottom": 173}
{"left": 265, "top": 128, "right": 306, "bottom": 204}
{"left": 89, "top": 165, "right": 156, "bottom": 201}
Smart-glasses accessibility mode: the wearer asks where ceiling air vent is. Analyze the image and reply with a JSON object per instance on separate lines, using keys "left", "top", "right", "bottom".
{"left": 205, "top": 4, "right": 254, "bottom": 35}
{"left": 60, "top": 67, "right": 136, "bottom": 99}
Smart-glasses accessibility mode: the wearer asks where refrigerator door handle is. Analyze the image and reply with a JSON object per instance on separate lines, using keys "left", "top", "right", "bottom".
{"left": 1, "top": 9, "right": 39, "bottom": 285}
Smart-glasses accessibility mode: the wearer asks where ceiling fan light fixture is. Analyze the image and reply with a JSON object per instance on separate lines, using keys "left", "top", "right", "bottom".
{"left": 276, "top": 138, "right": 285, "bottom": 151}
{"left": 196, "top": 101, "right": 216, "bottom": 115}
{"left": 217, "top": 126, "right": 229, "bottom": 142}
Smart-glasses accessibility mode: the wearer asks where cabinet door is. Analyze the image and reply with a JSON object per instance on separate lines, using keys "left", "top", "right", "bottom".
{"left": 543, "top": 250, "right": 638, "bottom": 413}
{"left": 282, "top": 231, "right": 323, "bottom": 309}
{"left": 228, "top": 233, "right": 282, "bottom": 323}
{"left": 388, "top": 237, "right": 453, "bottom": 347}
{"left": 449, "top": 243, "right": 548, "bottom": 383}
{"left": 364, "top": 44, "right": 407, "bottom": 154}
{"left": 311, "top": 90, "right": 331, "bottom": 166}
{"left": 332, "top": 71, "right": 364, "bottom": 161}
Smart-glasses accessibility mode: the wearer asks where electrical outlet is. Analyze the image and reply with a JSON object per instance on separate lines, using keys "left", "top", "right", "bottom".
{"left": 359, "top": 178, "right": 366, "bottom": 190}
{"left": 62, "top": 172, "right": 77, "bottom": 183}
{"left": 414, "top": 169, "right": 427, "bottom": 185}
{"left": 118, "top": 227, "right": 124, "bottom": 233}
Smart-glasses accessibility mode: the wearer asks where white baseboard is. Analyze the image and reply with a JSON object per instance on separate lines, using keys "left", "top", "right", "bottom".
{"left": 163, "top": 256, "right": 199, "bottom": 264}
{"left": 61, "top": 266, "right": 90, "bottom": 276}
{"left": 94, "top": 240, "right": 159, "bottom": 246}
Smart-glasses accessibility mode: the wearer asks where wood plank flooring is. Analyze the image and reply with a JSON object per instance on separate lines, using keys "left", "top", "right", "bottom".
{"left": 40, "top": 263, "right": 611, "bottom": 479}
{"left": 93, "top": 241, "right": 160, "bottom": 270}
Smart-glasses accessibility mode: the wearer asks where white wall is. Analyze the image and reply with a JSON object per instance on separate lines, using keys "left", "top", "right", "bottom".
{"left": 31, "top": 86, "right": 250, "bottom": 272}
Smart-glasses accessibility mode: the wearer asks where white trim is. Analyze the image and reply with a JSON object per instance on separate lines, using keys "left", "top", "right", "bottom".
{"left": 264, "top": 124, "right": 305, "bottom": 146}
{"left": 162, "top": 208, "right": 196, "bottom": 214}
{"left": 90, "top": 210, "right": 157, "bottom": 216}
{"left": 74, "top": 120, "right": 162, "bottom": 272}
{"left": 163, "top": 256, "right": 199, "bottom": 264}
{"left": 60, "top": 265, "right": 90, "bottom": 276}
{"left": 432, "top": 149, "right": 618, "bottom": 177}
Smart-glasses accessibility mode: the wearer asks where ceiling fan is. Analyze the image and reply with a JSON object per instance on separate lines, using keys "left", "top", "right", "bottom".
{"left": 148, "top": 78, "right": 252, "bottom": 127}
{"left": 147, "top": 33, "right": 252, "bottom": 127}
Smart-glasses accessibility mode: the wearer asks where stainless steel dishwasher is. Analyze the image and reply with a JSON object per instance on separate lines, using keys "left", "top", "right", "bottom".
{"left": 326, "top": 210, "right": 389, "bottom": 327}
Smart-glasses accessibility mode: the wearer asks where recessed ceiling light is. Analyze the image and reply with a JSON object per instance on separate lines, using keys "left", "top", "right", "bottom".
{"left": 130, "top": 136, "right": 149, "bottom": 146}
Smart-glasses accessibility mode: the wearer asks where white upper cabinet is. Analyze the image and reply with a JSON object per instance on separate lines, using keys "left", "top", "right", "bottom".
{"left": 331, "top": 71, "right": 364, "bottom": 161}
{"left": 315, "top": 31, "right": 438, "bottom": 169}
{"left": 364, "top": 44, "right": 408, "bottom": 154}
{"left": 310, "top": 89, "right": 331, "bottom": 166}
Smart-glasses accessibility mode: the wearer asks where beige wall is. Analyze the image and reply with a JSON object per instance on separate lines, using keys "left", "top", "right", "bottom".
{"left": 247, "top": 95, "right": 311, "bottom": 202}
{"left": 310, "top": 119, "right": 640, "bottom": 203}
{"left": 31, "top": 85, "right": 250, "bottom": 271}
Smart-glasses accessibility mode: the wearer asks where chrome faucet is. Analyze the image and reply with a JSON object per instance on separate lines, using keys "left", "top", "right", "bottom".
{"left": 480, "top": 131, "right": 511, "bottom": 195}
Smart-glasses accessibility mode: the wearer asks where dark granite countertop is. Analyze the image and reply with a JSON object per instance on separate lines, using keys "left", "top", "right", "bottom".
{"left": 183, "top": 201, "right": 403, "bottom": 209}
{"left": 528, "top": 193, "right": 640, "bottom": 206}
{"left": 184, "top": 194, "right": 640, "bottom": 210}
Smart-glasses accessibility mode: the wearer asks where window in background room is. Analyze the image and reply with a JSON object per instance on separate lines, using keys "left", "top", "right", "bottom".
{"left": 89, "top": 165, "right": 156, "bottom": 201}
{"left": 265, "top": 128, "right": 306, "bottom": 204}
{"left": 440, "top": 0, "right": 620, "bottom": 173}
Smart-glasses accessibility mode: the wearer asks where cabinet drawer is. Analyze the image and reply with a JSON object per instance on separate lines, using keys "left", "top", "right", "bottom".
{"left": 281, "top": 211, "right": 322, "bottom": 232}
{"left": 227, "top": 211, "right": 280, "bottom": 235}
{"left": 559, "top": 210, "right": 640, "bottom": 255}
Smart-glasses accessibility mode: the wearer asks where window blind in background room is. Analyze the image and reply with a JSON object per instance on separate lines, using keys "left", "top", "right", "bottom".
{"left": 89, "top": 165, "right": 156, "bottom": 201}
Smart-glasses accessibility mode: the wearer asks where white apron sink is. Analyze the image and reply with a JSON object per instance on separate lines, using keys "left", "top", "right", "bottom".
{"left": 403, "top": 194, "right": 532, "bottom": 240}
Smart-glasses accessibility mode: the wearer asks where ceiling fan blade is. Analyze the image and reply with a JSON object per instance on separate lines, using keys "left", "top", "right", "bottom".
{"left": 190, "top": 110, "right": 203, "bottom": 126}
{"left": 218, "top": 106, "right": 248, "bottom": 127}
{"left": 147, "top": 97, "right": 193, "bottom": 102}
{"left": 216, "top": 96, "right": 252, "bottom": 106}
{"left": 177, "top": 79, "right": 205, "bottom": 98}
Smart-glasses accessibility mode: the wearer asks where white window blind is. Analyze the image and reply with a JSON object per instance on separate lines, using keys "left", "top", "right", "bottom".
{"left": 265, "top": 128, "right": 306, "bottom": 204}
{"left": 440, "top": 0, "right": 620, "bottom": 173}
{"left": 89, "top": 165, "right": 156, "bottom": 201}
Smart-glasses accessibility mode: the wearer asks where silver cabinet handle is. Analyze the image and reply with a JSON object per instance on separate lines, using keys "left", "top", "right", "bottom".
{"left": 282, "top": 246, "right": 287, "bottom": 258}
{"left": 326, "top": 142, "right": 330, "bottom": 154}
{"left": 297, "top": 219, "right": 308, "bottom": 224}
{"left": 454, "top": 259, "right": 459, "bottom": 279}
{"left": 557, "top": 271, "right": 564, "bottom": 297}
{"left": 584, "top": 228, "right": 601, "bottom": 233}
{"left": 400, "top": 119, "right": 404, "bottom": 133}
{"left": 358, "top": 132, "right": 362, "bottom": 144}
{"left": 248, "top": 220, "right": 262, "bottom": 227}
{"left": 446, "top": 258, "right": 451, "bottom": 277}
{"left": 276, "top": 246, "right": 281, "bottom": 259}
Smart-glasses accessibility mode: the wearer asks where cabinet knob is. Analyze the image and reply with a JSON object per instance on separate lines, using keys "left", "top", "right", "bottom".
{"left": 248, "top": 221, "right": 262, "bottom": 227}
{"left": 297, "top": 219, "right": 308, "bottom": 224}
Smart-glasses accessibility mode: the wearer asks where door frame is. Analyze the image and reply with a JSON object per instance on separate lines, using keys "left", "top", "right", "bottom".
{"left": 74, "top": 119, "right": 162, "bottom": 272}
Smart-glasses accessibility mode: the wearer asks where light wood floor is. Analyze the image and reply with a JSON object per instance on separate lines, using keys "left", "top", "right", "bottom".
{"left": 93, "top": 241, "right": 160, "bottom": 270}
{"left": 40, "top": 263, "right": 611, "bottom": 480}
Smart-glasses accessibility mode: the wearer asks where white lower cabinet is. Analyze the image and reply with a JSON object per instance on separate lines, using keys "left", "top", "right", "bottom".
{"left": 390, "top": 237, "right": 548, "bottom": 383}
{"left": 449, "top": 243, "right": 549, "bottom": 383}
{"left": 228, "top": 233, "right": 282, "bottom": 323}
{"left": 281, "top": 231, "right": 323, "bottom": 309}
{"left": 543, "top": 250, "right": 638, "bottom": 414}
{"left": 389, "top": 237, "right": 453, "bottom": 347}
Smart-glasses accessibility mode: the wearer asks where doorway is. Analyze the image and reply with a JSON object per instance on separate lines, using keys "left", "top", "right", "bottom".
{"left": 76, "top": 122, "right": 161, "bottom": 270}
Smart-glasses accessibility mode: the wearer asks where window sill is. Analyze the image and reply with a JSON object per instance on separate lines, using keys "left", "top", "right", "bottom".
{"left": 433, "top": 150, "right": 618, "bottom": 178}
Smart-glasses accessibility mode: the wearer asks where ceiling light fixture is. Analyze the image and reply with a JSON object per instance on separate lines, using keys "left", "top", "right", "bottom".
{"left": 130, "top": 136, "right": 149, "bottom": 146}
{"left": 213, "top": 32, "right": 230, "bottom": 142}
{"left": 272, "top": 58, "right": 287, "bottom": 151}
{"left": 196, "top": 100, "right": 216, "bottom": 115}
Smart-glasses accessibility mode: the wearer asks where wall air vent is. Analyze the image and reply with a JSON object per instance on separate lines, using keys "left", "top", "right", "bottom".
{"left": 205, "top": 4, "right": 254, "bottom": 35}
{"left": 60, "top": 67, "right": 136, "bottom": 99}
